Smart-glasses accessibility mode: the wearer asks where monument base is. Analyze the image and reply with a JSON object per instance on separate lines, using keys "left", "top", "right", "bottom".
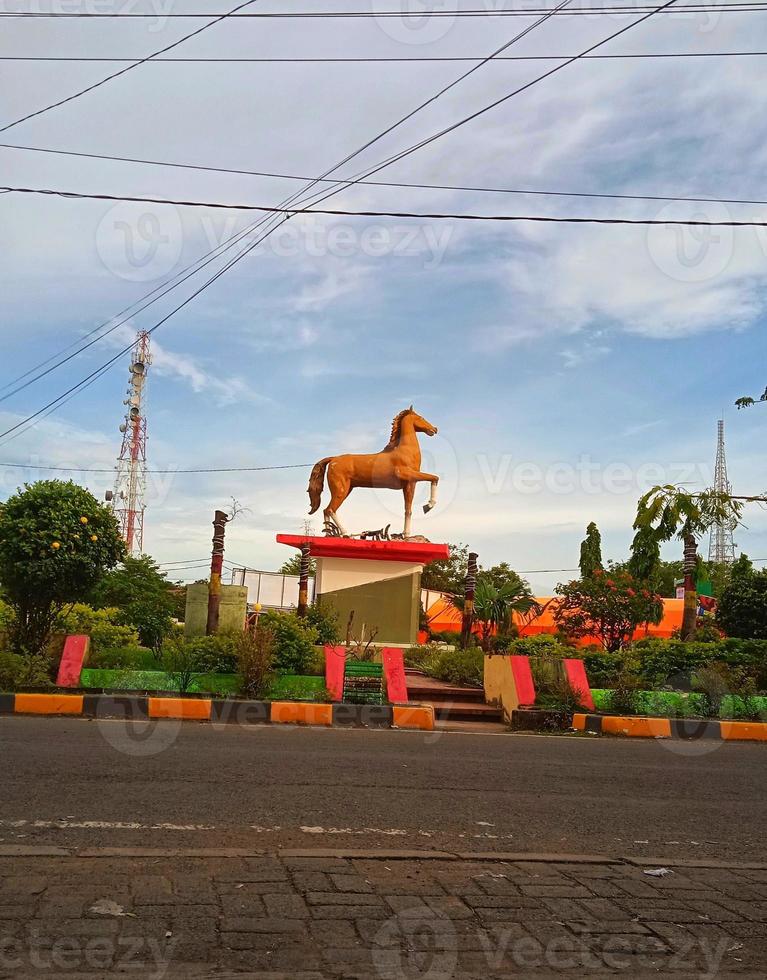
{"left": 276, "top": 535, "right": 449, "bottom": 646}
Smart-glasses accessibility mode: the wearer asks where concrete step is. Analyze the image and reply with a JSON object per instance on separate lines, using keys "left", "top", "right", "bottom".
{"left": 430, "top": 701, "right": 504, "bottom": 721}
{"left": 407, "top": 686, "right": 486, "bottom": 704}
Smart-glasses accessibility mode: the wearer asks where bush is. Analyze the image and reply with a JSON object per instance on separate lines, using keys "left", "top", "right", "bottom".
{"left": 0, "top": 649, "right": 54, "bottom": 691}
{"left": 260, "top": 611, "right": 318, "bottom": 673}
{"left": 182, "top": 633, "right": 238, "bottom": 674}
{"left": 508, "top": 635, "right": 570, "bottom": 658}
{"left": 236, "top": 626, "right": 275, "bottom": 700}
{"left": 56, "top": 605, "right": 138, "bottom": 653}
{"left": 582, "top": 648, "right": 626, "bottom": 688}
{"left": 428, "top": 647, "right": 483, "bottom": 687}
{"left": 404, "top": 643, "right": 442, "bottom": 671}
{"left": 305, "top": 603, "right": 341, "bottom": 645}
{"left": 161, "top": 639, "right": 199, "bottom": 694}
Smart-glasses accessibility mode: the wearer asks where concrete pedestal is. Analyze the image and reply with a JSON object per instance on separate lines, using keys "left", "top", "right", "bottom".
{"left": 184, "top": 583, "right": 248, "bottom": 638}
{"left": 276, "top": 535, "right": 449, "bottom": 646}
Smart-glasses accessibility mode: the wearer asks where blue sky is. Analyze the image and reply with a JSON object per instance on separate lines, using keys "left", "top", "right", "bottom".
{"left": 1, "top": 2, "right": 766, "bottom": 592}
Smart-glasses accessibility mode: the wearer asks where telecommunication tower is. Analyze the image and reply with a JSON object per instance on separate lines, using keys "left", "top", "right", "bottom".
{"left": 107, "top": 331, "right": 151, "bottom": 555}
{"left": 708, "top": 419, "right": 736, "bottom": 565}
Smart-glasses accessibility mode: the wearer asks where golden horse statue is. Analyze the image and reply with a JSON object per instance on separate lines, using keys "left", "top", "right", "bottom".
{"left": 307, "top": 407, "right": 439, "bottom": 537}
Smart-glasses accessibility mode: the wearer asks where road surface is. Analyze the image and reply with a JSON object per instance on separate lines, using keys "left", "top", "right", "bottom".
{"left": 2, "top": 716, "right": 764, "bottom": 862}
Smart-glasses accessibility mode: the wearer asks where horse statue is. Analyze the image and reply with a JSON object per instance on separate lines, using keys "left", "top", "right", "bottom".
{"left": 307, "top": 407, "right": 439, "bottom": 538}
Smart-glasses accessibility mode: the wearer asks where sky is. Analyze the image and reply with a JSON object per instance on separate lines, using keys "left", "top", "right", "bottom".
{"left": 1, "top": 0, "right": 766, "bottom": 594}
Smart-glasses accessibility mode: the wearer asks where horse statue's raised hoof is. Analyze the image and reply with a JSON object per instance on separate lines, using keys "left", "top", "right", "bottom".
{"left": 423, "top": 502, "right": 434, "bottom": 514}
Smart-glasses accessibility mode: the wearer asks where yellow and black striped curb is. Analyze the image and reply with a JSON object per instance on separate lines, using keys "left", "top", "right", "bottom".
{"left": 573, "top": 712, "right": 767, "bottom": 741}
{"left": 0, "top": 693, "right": 434, "bottom": 731}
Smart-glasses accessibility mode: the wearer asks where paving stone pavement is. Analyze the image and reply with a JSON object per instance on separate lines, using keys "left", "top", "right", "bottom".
{"left": 1, "top": 852, "right": 765, "bottom": 978}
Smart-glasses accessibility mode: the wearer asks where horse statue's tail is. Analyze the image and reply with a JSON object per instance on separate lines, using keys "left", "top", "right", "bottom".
{"left": 307, "top": 457, "right": 332, "bottom": 514}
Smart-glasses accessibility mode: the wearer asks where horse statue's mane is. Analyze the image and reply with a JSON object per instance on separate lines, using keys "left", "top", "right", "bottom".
{"left": 382, "top": 406, "right": 414, "bottom": 452}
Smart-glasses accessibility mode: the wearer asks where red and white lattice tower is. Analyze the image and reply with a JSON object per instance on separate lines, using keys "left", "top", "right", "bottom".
{"left": 708, "top": 418, "right": 736, "bottom": 565}
{"left": 110, "top": 330, "right": 151, "bottom": 555}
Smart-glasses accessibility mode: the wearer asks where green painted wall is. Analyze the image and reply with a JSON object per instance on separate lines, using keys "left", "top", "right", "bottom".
{"left": 184, "top": 583, "right": 248, "bottom": 638}
{"left": 320, "top": 570, "right": 421, "bottom": 645}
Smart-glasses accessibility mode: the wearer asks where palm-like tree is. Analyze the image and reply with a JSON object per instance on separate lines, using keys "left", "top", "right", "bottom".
{"left": 632, "top": 485, "right": 743, "bottom": 641}
{"left": 451, "top": 577, "right": 540, "bottom": 650}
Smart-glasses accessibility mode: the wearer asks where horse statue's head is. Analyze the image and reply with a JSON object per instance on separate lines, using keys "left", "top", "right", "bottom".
{"left": 407, "top": 405, "right": 438, "bottom": 437}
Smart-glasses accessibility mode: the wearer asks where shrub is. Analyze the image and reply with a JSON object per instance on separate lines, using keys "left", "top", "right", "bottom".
{"left": 161, "top": 639, "right": 198, "bottom": 694}
{"left": 404, "top": 643, "right": 441, "bottom": 672}
{"left": 535, "top": 674, "right": 589, "bottom": 729}
{"left": 605, "top": 673, "right": 642, "bottom": 715}
{"left": 260, "top": 611, "right": 318, "bottom": 673}
{"left": 236, "top": 626, "right": 275, "bottom": 700}
{"left": 508, "top": 635, "right": 570, "bottom": 658}
{"left": 427, "top": 647, "right": 483, "bottom": 687}
{"left": 428, "top": 629, "right": 460, "bottom": 645}
{"left": 692, "top": 662, "right": 757, "bottom": 718}
{"left": 56, "top": 605, "right": 138, "bottom": 653}
{"left": 305, "top": 603, "right": 341, "bottom": 645}
{"left": 0, "top": 649, "right": 54, "bottom": 691}
{"left": 182, "top": 633, "right": 238, "bottom": 674}
{"left": 582, "top": 648, "right": 626, "bottom": 688}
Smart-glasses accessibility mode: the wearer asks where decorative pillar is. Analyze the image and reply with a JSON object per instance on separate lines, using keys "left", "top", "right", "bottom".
{"left": 461, "top": 551, "right": 478, "bottom": 648}
{"left": 206, "top": 509, "right": 229, "bottom": 635}
{"left": 297, "top": 541, "right": 311, "bottom": 617}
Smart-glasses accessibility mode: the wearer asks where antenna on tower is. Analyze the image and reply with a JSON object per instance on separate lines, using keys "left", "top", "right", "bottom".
{"left": 106, "top": 330, "right": 151, "bottom": 556}
{"left": 708, "top": 418, "right": 736, "bottom": 565}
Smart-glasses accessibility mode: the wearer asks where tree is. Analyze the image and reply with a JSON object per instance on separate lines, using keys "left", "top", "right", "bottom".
{"left": 451, "top": 577, "right": 539, "bottom": 651}
{"left": 579, "top": 522, "right": 603, "bottom": 579}
{"left": 735, "top": 384, "right": 767, "bottom": 411}
{"left": 279, "top": 553, "right": 316, "bottom": 576}
{"left": 0, "top": 481, "right": 124, "bottom": 655}
{"left": 420, "top": 543, "right": 469, "bottom": 593}
{"left": 479, "top": 562, "right": 526, "bottom": 591}
{"left": 554, "top": 568, "right": 664, "bottom": 652}
{"left": 717, "top": 554, "right": 767, "bottom": 639}
{"left": 632, "top": 485, "right": 743, "bottom": 641}
{"left": 91, "top": 554, "right": 177, "bottom": 653}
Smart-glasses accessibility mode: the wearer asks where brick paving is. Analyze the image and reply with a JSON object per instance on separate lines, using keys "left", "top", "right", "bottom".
{"left": 1, "top": 852, "right": 765, "bottom": 977}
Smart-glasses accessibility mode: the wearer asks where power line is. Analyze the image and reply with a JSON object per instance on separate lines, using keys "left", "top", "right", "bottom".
{"left": 291, "top": 0, "right": 686, "bottom": 219}
{"left": 2, "top": 51, "right": 765, "bottom": 63}
{"left": 1, "top": 3, "right": 763, "bottom": 15}
{"left": 5, "top": 184, "right": 767, "bottom": 225}
{"left": 0, "top": 0, "right": 677, "bottom": 440}
{"left": 0, "top": 0, "right": 262, "bottom": 135}
{"left": 0, "top": 0, "right": 570, "bottom": 415}
{"left": 3, "top": 141, "right": 764, "bottom": 209}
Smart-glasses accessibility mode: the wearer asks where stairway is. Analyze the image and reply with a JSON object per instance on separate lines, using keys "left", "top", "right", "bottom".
{"left": 404, "top": 669, "right": 506, "bottom": 731}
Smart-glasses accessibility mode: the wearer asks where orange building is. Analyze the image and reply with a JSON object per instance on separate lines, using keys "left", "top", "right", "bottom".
{"left": 420, "top": 592, "right": 685, "bottom": 647}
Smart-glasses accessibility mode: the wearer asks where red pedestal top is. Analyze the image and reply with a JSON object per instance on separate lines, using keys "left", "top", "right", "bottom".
{"left": 276, "top": 534, "right": 449, "bottom": 565}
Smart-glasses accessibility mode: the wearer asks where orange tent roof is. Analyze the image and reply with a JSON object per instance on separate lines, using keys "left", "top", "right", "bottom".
{"left": 422, "top": 594, "right": 684, "bottom": 646}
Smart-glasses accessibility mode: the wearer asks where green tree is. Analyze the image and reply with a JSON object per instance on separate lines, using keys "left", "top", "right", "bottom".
{"left": 554, "top": 568, "right": 664, "bottom": 653}
{"left": 632, "top": 485, "right": 743, "bottom": 641}
{"left": 579, "top": 522, "right": 603, "bottom": 579}
{"left": 420, "top": 543, "right": 469, "bottom": 593}
{"left": 279, "top": 553, "right": 316, "bottom": 576}
{"left": 451, "top": 577, "right": 539, "bottom": 651}
{"left": 735, "top": 384, "right": 767, "bottom": 410}
{"left": 478, "top": 562, "right": 526, "bottom": 591}
{"left": 91, "top": 554, "right": 176, "bottom": 652}
{"left": 0, "top": 481, "right": 124, "bottom": 655}
{"left": 717, "top": 554, "right": 767, "bottom": 639}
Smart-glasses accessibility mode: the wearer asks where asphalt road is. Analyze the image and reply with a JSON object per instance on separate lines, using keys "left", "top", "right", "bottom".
{"left": 1, "top": 716, "right": 765, "bottom": 862}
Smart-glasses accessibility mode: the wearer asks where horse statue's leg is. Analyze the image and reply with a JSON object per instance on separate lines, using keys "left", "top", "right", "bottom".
{"left": 423, "top": 480, "right": 438, "bottom": 514}
{"left": 403, "top": 482, "right": 415, "bottom": 538}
